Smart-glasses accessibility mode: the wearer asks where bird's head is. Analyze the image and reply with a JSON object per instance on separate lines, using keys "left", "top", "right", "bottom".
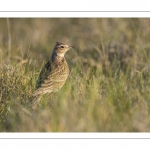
{"left": 53, "top": 42, "right": 73, "bottom": 57}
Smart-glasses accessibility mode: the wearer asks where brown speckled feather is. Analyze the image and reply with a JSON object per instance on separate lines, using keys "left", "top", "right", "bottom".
{"left": 31, "top": 42, "right": 73, "bottom": 109}
{"left": 33, "top": 57, "right": 69, "bottom": 96}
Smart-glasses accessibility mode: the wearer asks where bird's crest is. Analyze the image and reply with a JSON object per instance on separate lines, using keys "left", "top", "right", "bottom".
{"left": 56, "top": 41, "right": 66, "bottom": 46}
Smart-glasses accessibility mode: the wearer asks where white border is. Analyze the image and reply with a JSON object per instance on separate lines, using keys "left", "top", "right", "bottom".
{"left": 0, "top": 133, "right": 150, "bottom": 150}
{"left": 1, "top": 12, "right": 150, "bottom": 18}
{"left": 1, "top": 138, "right": 150, "bottom": 150}
{"left": 0, "top": 0, "right": 150, "bottom": 11}
{"left": 0, "top": 133, "right": 150, "bottom": 138}
{"left": 0, "top": 1, "right": 150, "bottom": 149}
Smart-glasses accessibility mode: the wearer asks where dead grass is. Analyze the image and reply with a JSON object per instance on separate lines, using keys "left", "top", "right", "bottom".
{"left": 0, "top": 18, "right": 150, "bottom": 131}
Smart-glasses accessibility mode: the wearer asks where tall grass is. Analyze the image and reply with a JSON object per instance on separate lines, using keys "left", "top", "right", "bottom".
{"left": 0, "top": 18, "right": 150, "bottom": 131}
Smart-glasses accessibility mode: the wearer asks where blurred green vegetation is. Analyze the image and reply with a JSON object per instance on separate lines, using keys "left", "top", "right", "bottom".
{"left": 0, "top": 18, "right": 150, "bottom": 131}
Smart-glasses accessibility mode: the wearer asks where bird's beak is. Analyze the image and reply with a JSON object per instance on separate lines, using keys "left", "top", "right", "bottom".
{"left": 69, "top": 46, "right": 74, "bottom": 49}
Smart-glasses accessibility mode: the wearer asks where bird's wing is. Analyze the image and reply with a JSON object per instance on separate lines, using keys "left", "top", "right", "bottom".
{"left": 35, "top": 61, "right": 52, "bottom": 89}
{"left": 32, "top": 61, "right": 54, "bottom": 96}
{"left": 33, "top": 59, "right": 69, "bottom": 96}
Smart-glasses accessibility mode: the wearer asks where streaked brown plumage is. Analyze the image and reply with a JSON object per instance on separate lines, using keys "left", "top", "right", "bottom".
{"left": 31, "top": 41, "right": 73, "bottom": 109}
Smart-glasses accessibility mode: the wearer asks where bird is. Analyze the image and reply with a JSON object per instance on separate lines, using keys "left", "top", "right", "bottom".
{"left": 31, "top": 41, "right": 73, "bottom": 109}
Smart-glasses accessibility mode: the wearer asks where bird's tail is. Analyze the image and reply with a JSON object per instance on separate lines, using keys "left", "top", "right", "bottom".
{"left": 28, "top": 94, "right": 42, "bottom": 110}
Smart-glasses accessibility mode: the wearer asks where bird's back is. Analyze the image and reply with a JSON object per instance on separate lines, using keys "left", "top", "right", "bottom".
{"left": 33, "top": 56, "right": 69, "bottom": 96}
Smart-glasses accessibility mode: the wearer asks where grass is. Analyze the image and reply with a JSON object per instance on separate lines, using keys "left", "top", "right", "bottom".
{"left": 0, "top": 18, "right": 150, "bottom": 131}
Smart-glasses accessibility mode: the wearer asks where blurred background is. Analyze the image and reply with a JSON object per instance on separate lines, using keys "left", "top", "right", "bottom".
{"left": 0, "top": 18, "right": 150, "bottom": 132}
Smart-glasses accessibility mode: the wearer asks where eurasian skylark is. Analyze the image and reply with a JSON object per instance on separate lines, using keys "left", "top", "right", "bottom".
{"left": 31, "top": 41, "right": 73, "bottom": 109}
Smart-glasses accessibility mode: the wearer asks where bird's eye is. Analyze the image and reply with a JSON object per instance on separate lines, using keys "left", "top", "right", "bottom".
{"left": 60, "top": 46, "right": 64, "bottom": 48}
